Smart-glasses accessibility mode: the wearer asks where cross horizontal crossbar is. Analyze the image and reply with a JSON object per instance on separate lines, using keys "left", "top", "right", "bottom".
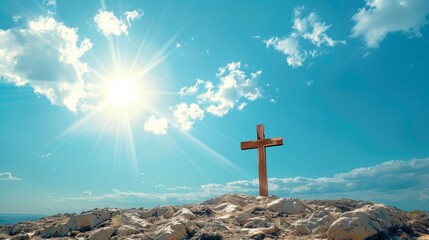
{"left": 240, "top": 137, "right": 283, "bottom": 150}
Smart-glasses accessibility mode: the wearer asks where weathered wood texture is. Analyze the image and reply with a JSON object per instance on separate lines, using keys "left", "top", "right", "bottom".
{"left": 240, "top": 124, "right": 283, "bottom": 197}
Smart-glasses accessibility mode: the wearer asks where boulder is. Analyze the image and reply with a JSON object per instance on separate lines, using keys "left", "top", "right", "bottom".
{"left": 154, "top": 224, "right": 186, "bottom": 240}
{"left": 67, "top": 208, "right": 119, "bottom": 231}
{"left": 213, "top": 203, "right": 242, "bottom": 213}
{"left": 88, "top": 227, "right": 115, "bottom": 240}
{"left": 290, "top": 220, "right": 311, "bottom": 235}
{"left": 267, "top": 198, "right": 307, "bottom": 214}
{"left": 327, "top": 204, "right": 407, "bottom": 240}
{"left": 116, "top": 225, "right": 140, "bottom": 237}
{"left": 43, "top": 208, "right": 119, "bottom": 237}
{"left": 290, "top": 209, "right": 337, "bottom": 236}
{"left": 163, "top": 209, "right": 174, "bottom": 219}
{"left": 173, "top": 208, "right": 196, "bottom": 220}
{"left": 242, "top": 217, "right": 272, "bottom": 229}
{"left": 141, "top": 206, "right": 174, "bottom": 219}
{"left": 245, "top": 225, "right": 277, "bottom": 236}
{"left": 122, "top": 213, "right": 151, "bottom": 229}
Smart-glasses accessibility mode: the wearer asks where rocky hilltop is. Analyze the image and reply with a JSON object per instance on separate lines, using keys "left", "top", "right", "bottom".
{"left": 1, "top": 194, "right": 428, "bottom": 240}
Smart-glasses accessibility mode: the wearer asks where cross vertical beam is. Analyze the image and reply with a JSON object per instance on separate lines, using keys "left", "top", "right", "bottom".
{"left": 241, "top": 124, "right": 283, "bottom": 196}
{"left": 257, "top": 124, "right": 268, "bottom": 196}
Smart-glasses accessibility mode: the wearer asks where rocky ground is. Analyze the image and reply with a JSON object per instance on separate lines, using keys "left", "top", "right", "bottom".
{"left": 1, "top": 194, "right": 428, "bottom": 240}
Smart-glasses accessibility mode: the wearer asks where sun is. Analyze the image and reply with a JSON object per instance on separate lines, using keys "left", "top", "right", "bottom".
{"left": 106, "top": 79, "right": 138, "bottom": 106}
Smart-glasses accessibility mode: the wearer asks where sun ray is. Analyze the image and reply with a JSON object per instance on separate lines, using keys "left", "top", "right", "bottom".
{"left": 48, "top": 111, "right": 98, "bottom": 151}
{"left": 168, "top": 136, "right": 207, "bottom": 181}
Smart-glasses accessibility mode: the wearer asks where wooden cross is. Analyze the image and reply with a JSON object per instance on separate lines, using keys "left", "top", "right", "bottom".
{"left": 240, "top": 124, "right": 283, "bottom": 196}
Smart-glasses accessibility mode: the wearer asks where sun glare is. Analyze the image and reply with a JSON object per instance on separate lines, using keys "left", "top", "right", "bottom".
{"left": 107, "top": 79, "right": 137, "bottom": 106}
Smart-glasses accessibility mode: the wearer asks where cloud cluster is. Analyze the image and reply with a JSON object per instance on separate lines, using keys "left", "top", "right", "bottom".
{"left": 81, "top": 191, "right": 92, "bottom": 197}
{"left": 0, "top": 17, "right": 92, "bottom": 112}
{"left": 265, "top": 6, "right": 345, "bottom": 67}
{"left": 351, "top": 0, "right": 429, "bottom": 48}
{"left": 173, "top": 62, "right": 262, "bottom": 131}
{"left": 0, "top": 172, "right": 21, "bottom": 181}
{"left": 172, "top": 103, "right": 204, "bottom": 131}
{"left": 59, "top": 157, "right": 429, "bottom": 207}
{"left": 144, "top": 115, "right": 168, "bottom": 135}
{"left": 200, "top": 158, "right": 429, "bottom": 202}
{"left": 94, "top": 10, "right": 142, "bottom": 36}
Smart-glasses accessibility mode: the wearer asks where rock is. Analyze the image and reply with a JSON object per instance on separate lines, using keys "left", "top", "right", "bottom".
{"left": 267, "top": 198, "right": 307, "bottom": 214}
{"left": 9, "top": 234, "right": 30, "bottom": 240}
{"left": 154, "top": 225, "right": 186, "bottom": 240}
{"left": 203, "top": 220, "right": 230, "bottom": 231}
{"left": 306, "top": 199, "right": 372, "bottom": 213}
{"left": 141, "top": 206, "right": 174, "bottom": 219}
{"left": 290, "top": 220, "right": 311, "bottom": 235}
{"left": 122, "top": 213, "right": 151, "bottom": 229}
{"left": 198, "top": 232, "right": 224, "bottom": 239}
{"left": 290, "top": 209, "right": 337, "bottom": 236}
{"left": 191, "top": 205, "right": 214, "bottom": 217}
{"left": 67, "top": 208, "right": 119, "bottom": 231}
{"left": 43, "top": 224, "right": 64, "bottom": 238}
{"left": 246, "top": 225, "right": 277, "bottom": 236}
{"left": 116, "top": 225, "right": 140, "bottom": 237}
{"left": 163, "top": 209, "right": 174, "bottom": 219}
{"left": 2, "top": 194, "right": 429, "bottom": 240}
{"left": 173, "top": 208, "right": 196, "bottom": 220}
{"left": 327, "top": 204, "right": 407, "bottom": 240}
{"left": 70, "top": 230, "right": 80, "bottom": 236}
{"left": 242, "top": 216, "right": 272, "bottom": 228}
{"left": 43, "top": 208, "right": 119, "bottom": 237}
{"left": 88, "top": 227, "right": 115, "bottom": 240}
{"left": 213, "top": 203, "right": 242, "bottom": 213}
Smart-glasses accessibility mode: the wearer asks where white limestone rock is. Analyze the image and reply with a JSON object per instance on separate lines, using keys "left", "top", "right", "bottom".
{"left": 122, "top": 213, "right": 151, "bottom": 229}
{"left": 116, "top": 225, "right": 140, "bottom": 237}
{"left": 327, "top": 204, "right": 407, "bottom": 240}
{"left": 242, "top": 216, "right": 272, "bottom": 229}
{"left": 141, "top": 206, "right": 174, "bottom": 219}
{"left": 267, "top": 198, "right": 307, "bottom": 214}
{"left": 88, "top": 227, "right": 115, "bottom": 240}
{"left": 173, "top": 208, "right": 195, "bottom": 220}
{"left": 292, "top": 209, "right": 338, "bottom": 236}
{"left": 213, "top": 203, "right": 243, "bottom": 213}
{"left": 154, "top": 224, "right": 186, "bottom": 240}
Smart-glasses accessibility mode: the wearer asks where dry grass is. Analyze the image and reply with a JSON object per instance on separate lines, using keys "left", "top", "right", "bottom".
{"left": 111, "top": 213, "right": 123, "bottom": 227}
{"left": 0, "top": 233, "right": 10, "bottom": 240}
{"left": 408, "top": 210, "right": 427, "bottom": 220}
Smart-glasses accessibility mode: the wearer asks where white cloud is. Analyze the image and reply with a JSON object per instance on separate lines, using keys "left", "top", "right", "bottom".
{"left": 45, "top": 0, "right": 56, "bottom": 7}
{"left": 198, "top": 62, "right": 262, "bottom": 117}
{"left": 199, "top": 158, "right": 429, "bottom": 202}
{"left": 94, "top": 9, "right": 142, "bottom": 36}
{"left": 179, "top": 62, "right": 262, "bottom": 117}
{"left": 81, "top": 191, "right": 92, "bottom": 197}
{"left": 265, "top": 6, "right": 344, "bottom": 67}
{"left": 179, "top": 79, "right": 203, "bottom": 97}
{"left": 266, "top": 37, "right": 304, "bottom": 67}
{"left": 173, "top": 62, "right": 262, "bottom": 129}
{"left": 0, "top": 16, "right": 92, "bottom": 112}
{"left": 57, "top": 157, "right": 429, "bottom": 210}
{"left": 176, "top": 42, "right": 182, "bottom": 48}
{"left": 237, "top": 102, "right": 247, "bottom": 111}
{"left": 144, "top": 115, "right": 168, "bottom": 135}
{"left": 172, "top": 103, "right": 204, "bottom": 131}
{"left": 305, "top": 80, "right": 314, "bottom": 87}
{"left": 124, "top": 10, "right": 143, "bottom": 26}
{"left": 0, "top": 172, "right": 21, "bottom": 181}
{"left": 38, "top": 153, "right": 52, "bottom": 158}
{"left": 351, "top": 0, "right": 429, "bottom": 48}
{"left": 94, "top": 10, "right": 128, "bottom": 36}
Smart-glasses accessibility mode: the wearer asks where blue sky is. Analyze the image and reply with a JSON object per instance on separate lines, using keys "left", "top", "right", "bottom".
{"left": 1, "top": 0, "right": 429, "bottom": 214}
